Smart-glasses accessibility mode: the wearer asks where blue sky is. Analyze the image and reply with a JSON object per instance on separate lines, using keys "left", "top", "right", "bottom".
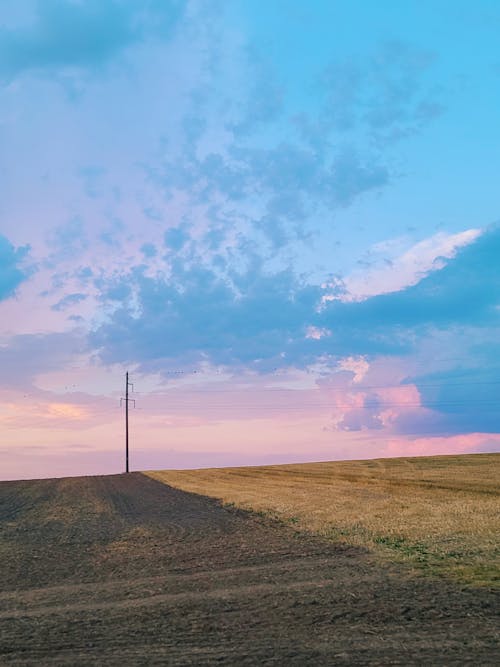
{"left": 0, "top": 0, "right": 499, "bottom": 479}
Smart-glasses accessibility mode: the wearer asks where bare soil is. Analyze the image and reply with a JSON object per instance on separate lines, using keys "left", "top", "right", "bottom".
{"left": 0, "top": 472, "right": 498, "bottom": 665}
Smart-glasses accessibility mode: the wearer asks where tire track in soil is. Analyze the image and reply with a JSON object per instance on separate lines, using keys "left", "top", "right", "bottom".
{"left": 0, "top": 472, "right": 498, "bottom": 666}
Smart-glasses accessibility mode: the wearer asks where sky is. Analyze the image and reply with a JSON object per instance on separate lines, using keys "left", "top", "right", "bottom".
{"left": 1, "top": 0, "right": 500, "bottom": 480}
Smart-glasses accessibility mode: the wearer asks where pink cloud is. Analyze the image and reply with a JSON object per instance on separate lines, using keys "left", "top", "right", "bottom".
{"left": 381, "top": 432, "right": 500, "bottom": 458}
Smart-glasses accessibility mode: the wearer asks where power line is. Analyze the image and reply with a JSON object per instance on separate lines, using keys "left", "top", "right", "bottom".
{"left": 151, "top": 379, "right": 500, "bottom": 393}
{"left": 135, "top": 401, "right": 498, "bottom": 411}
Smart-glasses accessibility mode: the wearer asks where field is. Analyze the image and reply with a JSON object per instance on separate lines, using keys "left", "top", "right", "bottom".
{"left": 148, "top": 453, "right": 500, "bottom": 587}
{"left": 0, "top": 458, "right": 498, "bottom": 664}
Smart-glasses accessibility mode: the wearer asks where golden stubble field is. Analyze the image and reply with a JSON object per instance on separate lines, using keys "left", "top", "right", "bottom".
{"left": 148, "top": 453, "right": 500, "bottom": 587}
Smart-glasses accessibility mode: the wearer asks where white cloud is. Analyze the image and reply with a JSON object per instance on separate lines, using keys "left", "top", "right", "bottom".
{"left": 305, "top": 325, "right": 331, "bottom": 340}
{"left": 337, "top": 356, "right": 369, "bottom": 383}
{"left": 344, "top": 227, "right": 483, "bottom": 300}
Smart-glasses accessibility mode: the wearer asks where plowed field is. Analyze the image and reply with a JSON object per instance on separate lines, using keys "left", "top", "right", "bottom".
{"left": 0, "top": 473, "right": 498, "bottom": 665}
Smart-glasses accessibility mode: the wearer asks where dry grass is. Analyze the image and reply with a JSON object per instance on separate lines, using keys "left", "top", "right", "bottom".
{"left": 147, "top": 453, "right": 500, "bottom": 587}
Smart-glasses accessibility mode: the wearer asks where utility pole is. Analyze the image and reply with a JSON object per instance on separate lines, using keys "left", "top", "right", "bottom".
{"left": 121, "top": 372, "right": 135, "bottom": 473}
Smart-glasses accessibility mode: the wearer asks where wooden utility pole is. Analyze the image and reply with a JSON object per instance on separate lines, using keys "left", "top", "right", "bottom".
{"left": 121, "top": 372, "right": 135, "bottom": 473}
{"left": 125, "top": 371, "right": 129, "bottom": 473}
